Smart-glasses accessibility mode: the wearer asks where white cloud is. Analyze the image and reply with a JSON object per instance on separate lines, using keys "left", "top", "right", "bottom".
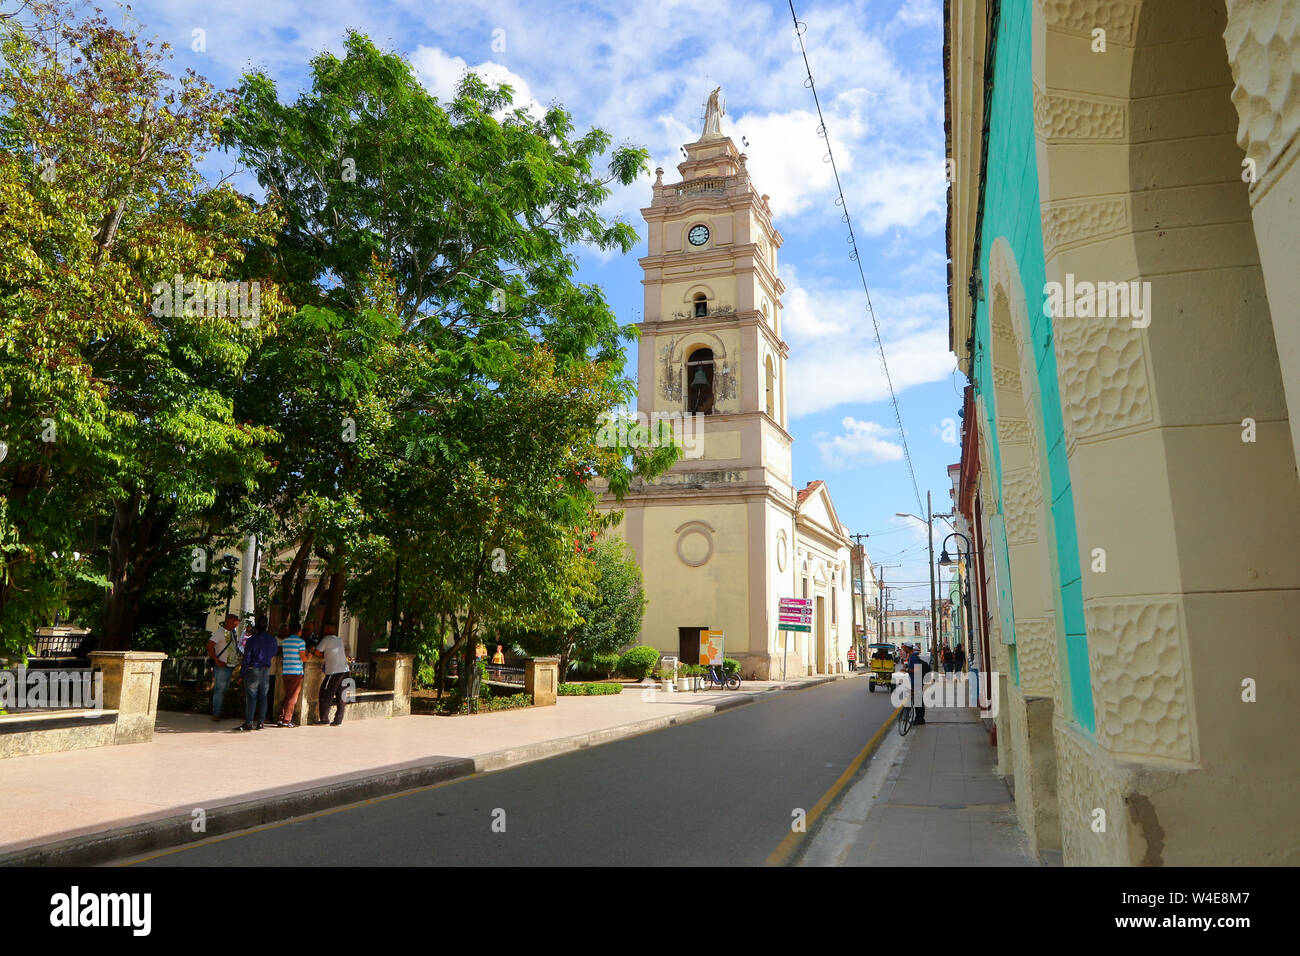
{"left": 817, "top": 417, "right": 904, "bottom": 468}
{"left": 409, "top": 45, "right": 545, "bottom": 119}
{"left": 778, "top": 263, "right": 954, "bottom": 418}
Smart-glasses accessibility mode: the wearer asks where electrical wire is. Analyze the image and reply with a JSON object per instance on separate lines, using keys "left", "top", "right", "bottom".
{"left": 788, "top": 0, "right": 925, "bottom": 517}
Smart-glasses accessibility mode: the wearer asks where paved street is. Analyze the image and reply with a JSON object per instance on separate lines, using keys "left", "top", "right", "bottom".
{"left": 126, "top": 676, "right": 898, "bottom": 866}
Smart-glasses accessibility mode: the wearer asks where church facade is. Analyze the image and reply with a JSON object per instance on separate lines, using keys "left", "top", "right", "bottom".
{"left": 601, "top": 98, "right": 854, "bottom": 680}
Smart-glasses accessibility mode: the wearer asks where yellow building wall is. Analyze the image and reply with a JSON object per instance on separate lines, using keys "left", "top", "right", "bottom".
{"left": 630, "top": 501, "right": 751, "bottom": 661}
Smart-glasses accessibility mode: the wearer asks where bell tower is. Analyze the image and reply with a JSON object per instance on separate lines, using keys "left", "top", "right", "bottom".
{"left": 599, "top": 89, "right": 803, "bottom": 681}
{"left": 635, "top": 90, "right": 791, "bottom": 484}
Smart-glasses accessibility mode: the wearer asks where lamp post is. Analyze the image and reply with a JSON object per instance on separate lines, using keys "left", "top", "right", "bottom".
{"left": 220, "top": 554, "right": 240, "bottom": 619}
{"left": 938, "top": 532, "right": 977, "bottom": 674}
{"left": 897, "top": 491, "right": 942, "bottom": 659}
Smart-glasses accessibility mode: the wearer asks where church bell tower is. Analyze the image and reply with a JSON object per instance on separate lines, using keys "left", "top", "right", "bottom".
{"left": 603, "top": 89, "right": 800, "bottom": 680}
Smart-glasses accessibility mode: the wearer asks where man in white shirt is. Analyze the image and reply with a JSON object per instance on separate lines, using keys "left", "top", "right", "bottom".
{"left": 206, "top": 613, "right": 241, "bottom": 721}
{"left": 312, "top": 624, "right": 350, "bottom": 726}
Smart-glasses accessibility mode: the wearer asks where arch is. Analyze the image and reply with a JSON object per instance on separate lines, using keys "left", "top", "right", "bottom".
{"left": 984, "top": 236, "right": 1069, "bottom": 854}
{"left": 987, "top": 237, "right": 1071, "bottom": 714}
{"left": 681, "top": 283, "right": 717, "bottom": 305}
{"left": 1027, "top": 0, "right": 1300, "bottom": 865}
{"left": 669, "top": 331, "right": 726, "bottom": 365}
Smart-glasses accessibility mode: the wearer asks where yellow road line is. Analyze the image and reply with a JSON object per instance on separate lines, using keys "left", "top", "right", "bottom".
{"left": 765, "top": 703, "right": 901, "bottom": 867}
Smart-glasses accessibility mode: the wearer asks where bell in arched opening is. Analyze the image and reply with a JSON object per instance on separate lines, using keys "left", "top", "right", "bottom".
{"left": 686, "top": 347, "right": 715, "bottom": 415}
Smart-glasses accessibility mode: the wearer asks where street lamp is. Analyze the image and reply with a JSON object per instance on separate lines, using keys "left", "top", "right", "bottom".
{"left": 220, "top": 554, "right": 240, "bottom": 618}
{"left": 897, "top": 493, "right": 943, "bottom": 658}
{"left": 938, "top": 532, "right": 978, "bottom": 675}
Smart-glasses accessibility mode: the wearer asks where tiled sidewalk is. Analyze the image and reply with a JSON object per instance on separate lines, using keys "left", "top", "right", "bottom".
{"left": 839, "top": 705, "right": 1036, "bottom": 866}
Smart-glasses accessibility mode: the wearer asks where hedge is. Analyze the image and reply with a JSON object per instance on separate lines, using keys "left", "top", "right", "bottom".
{"left": 558, "top": 682, "right": 623, "bottom": 696}
{"left": 617, "top": 646, "right": 660, "bottom": 679}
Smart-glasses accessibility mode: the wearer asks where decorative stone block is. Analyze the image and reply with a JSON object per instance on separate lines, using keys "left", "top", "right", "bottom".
{"left": 90, "top": 651, "right": 167, "bottom": 745}
{"left": 525, "top": 657, "right": 559, "bottom": 707}
{"left": 373, "top": 652, "right": 414, "bottom": 717}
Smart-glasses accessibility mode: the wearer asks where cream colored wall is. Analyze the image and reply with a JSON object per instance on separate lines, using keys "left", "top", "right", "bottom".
{"left": 632, "top": 501, "right": 751, "bottom": 661}
{"left": 1008, "top": 0, "right": 1300, "bottom": 864}
{"left": 1225, "top": 0, "right": 1300, "bottom": 478}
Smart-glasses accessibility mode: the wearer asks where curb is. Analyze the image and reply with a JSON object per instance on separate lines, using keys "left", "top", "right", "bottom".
{"left": 1, "top": 675, "right": 847, "bottom": 867}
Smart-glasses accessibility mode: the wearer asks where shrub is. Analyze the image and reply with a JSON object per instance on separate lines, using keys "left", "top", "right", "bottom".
{"left": 592, "top": 651, "right": 621, "bottom": 679}
{"left": 558, "top": 682, "right": 623, "bottom": 696}
{"left": 723, "top": 657, "right": 740, "bottom": 675}
{"left": 617, "top": 645, "right": 660, "bottom": 679}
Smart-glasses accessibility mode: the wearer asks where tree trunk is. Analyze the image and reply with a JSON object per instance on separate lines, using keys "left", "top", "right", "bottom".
{"left": 321, "top": 567, "right": 346, "bottom": 629}
{"left": 277, "top": 532, "right": 314, "bottom": 629}
{"left": 101, "top": 494, "right": 139, "bottom": 650}
{"left": 457, "top": 610, "right": 477, "bottom": 701}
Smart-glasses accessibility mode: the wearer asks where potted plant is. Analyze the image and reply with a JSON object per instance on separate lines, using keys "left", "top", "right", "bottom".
{"left": 676, "top": 667, "right": 692, "bottom": 693}
{"left": 660, "top": 664, "right": 675, "bottom": 692}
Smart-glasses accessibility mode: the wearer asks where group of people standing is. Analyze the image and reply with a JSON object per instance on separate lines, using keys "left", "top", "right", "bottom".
{"left": 206, "top": 614, "right": 352, "bottom": 731}
{"left": 939, "top": 644, "right": 967, "bottom": 675}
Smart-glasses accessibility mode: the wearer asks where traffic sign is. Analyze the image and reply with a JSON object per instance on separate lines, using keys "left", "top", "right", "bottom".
{"left": 781, "top": 623, "right": 811, "bottom": 632}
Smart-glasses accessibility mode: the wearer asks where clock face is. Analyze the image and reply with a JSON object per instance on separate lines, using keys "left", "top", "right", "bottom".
{"left": 688, "top": 224, "right": 710, "bottom": 246}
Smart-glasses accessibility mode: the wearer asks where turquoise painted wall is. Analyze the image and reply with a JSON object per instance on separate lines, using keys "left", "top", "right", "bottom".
{"left": 970, "top": 0, "right": 1095, "bottom": 732}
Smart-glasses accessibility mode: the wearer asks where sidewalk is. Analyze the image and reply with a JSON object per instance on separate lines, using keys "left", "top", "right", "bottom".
{"left": 1, "top": 673, "right": 846, "bottom": 865}
{"left": 801, "top": 701, "right": 1037, "bottom": 866}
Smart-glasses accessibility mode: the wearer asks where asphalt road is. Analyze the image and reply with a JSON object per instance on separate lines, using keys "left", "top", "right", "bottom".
{"left": 129, "top": 675, "right": 899, "bottom": 866}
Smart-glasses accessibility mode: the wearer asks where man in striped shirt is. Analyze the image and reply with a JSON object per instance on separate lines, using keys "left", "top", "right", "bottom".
{"left": 277, "top": 624, "right": 308, "bottom": 728}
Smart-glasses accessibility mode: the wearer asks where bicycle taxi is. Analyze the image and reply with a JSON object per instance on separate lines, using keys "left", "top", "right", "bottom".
{"left": 866, "top": 643, "right": 897, "bottom": 693}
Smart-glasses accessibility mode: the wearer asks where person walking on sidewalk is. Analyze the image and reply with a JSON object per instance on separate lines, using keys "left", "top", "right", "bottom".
{"left": 943, "top": 645, "right": 954, "bottom": 676}
{"left": 847, "top": 645, "right": 857, "bottom": 672}
{"left": 314, "top": 624, "right": 350, "bottom": 726}
{"left": 954, "top": 645, "right": 966, "bottom": 674}
{"left": 236, "top": 617, "right": 278, "bottom": 731}
{"left": 207, "top": 613, "right": 241, "bottom": 721}
{"left": 277, "top": 624, "right": 308, "bottom": 727}
{"left": 902, "top": 642, "right": 930, "bottom": 725}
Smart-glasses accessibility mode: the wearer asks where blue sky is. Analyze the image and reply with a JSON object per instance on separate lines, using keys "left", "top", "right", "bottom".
{"left": 115, "top": 0, "right": 964, "bottom": 607}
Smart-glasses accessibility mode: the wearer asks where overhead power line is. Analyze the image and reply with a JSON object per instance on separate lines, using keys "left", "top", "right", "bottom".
{"left": 788, "top": 0, "right": 925, "bottom": 517}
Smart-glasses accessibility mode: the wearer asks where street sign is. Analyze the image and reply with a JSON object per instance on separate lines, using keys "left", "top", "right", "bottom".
{"left": 779, "top": 597, "right": 811, "bottom": 632}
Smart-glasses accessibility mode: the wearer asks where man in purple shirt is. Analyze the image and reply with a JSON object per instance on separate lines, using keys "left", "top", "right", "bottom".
{"left": 236, "top": 616, "right": 278, "bottom": 731}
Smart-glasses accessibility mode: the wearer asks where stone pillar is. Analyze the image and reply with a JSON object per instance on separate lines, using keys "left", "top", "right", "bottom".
{"left": 90, "top": 651, "right": 167, "bottom": 745}
{"left": 373, "top": 652, "right": 414, "bottom": 717}
{"left": 301, "top": 658, "right": 324, "bottom": 724}
{"left": 525, "top": 657, "right": 559, "bottom": 707}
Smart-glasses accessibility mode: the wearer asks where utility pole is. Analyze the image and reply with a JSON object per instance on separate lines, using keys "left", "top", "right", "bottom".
{"left": 850, "top": 533, "right": 869, "bottom": 657}
{"left": 874, "top": 562, "right": 900, "bottom": 648}
{"left": 927, "top": 490, "right": 938, "bottom": 659}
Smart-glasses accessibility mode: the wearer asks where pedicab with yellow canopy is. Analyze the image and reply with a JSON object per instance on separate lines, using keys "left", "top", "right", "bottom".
{"left": 867, "top": 643, "right": 897, "bottom": 692}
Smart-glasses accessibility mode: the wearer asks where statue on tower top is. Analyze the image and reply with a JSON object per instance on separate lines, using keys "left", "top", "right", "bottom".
{"left": 702, "top": 86, "right": 725, "bottom": 139}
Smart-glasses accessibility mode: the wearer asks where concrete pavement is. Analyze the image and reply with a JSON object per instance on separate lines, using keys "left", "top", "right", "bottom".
{"left": 801, "top": 696, "right": 1037, "bottom": 866}
{"left": 1, "top": 673, "right": 849, "bottom": 866}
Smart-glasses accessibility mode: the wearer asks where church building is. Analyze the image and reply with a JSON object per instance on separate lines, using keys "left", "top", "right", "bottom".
{"left": 602, "top": 91, "right": 854, "bottom": 680}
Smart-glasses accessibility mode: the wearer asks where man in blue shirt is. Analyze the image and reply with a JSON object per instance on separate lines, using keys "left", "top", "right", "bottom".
{"left": 236, "top": 616, "right": 278, "bottom": 731}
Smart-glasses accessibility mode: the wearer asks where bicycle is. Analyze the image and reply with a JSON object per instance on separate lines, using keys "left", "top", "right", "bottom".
{"left": 701, "top": 663, "right": 741, "bottom": 691}
{"left": 898, "top": 690, "right": 918, "bottom": 736}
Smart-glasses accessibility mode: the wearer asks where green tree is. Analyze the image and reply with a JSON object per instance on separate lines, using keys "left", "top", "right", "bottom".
{"left": 0, "top": 2, "right": 284, "bottom": 649}
{"left": 225, "top": 33, "right": 676, "bottom": 649}
{"left": 515, "top": 537, "right": 646, "bottom": 680}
